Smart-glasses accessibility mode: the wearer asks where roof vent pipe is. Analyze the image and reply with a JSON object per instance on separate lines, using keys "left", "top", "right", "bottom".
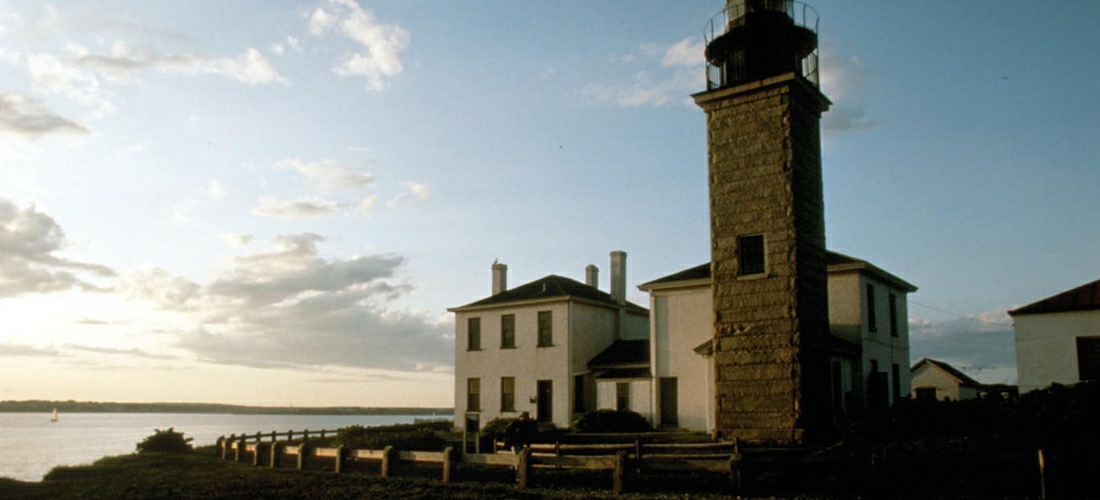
{"left": 610, "top": 251, "right": 626, "bottom": 304}
{"left": 586, "top": 264, "right": 599, "bottom": 289}
{"left": 492, "top": 260, "right": 507, "bottom": 295}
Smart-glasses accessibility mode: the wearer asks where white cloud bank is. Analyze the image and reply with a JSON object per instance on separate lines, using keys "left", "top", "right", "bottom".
{"left": 0, "top": 198, "right": 114, "bottom": 297}
{"left": 275, "top": 157, "right": 375, "bottom": 193}
{"left": 128, "top": 233, "right": 452, "bottom": 372}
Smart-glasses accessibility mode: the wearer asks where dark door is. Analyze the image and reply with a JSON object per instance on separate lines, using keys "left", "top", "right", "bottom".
{"left": 536, "top": 380, "right": 553, "bottom": 422}
{"left": 1077, "top": 337, "right": 1100, "bottom": 382}
{"left": 659, "top": 377, "right": 678, "bottom": 427}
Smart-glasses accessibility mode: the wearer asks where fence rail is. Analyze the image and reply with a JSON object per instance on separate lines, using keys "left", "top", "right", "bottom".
{"left": 216, "top": 429, "right": 741, "bottom": 495}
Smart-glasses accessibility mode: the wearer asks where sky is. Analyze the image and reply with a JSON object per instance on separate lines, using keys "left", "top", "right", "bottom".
{"left": 1, "top": 1, "right": 1098, "bottom": 407}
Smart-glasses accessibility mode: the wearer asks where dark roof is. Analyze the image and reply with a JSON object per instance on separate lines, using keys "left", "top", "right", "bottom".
{"left": 1008, "top": 278, "right": 1100, "bottom": 316}
{"left": 450, "top": 275, "right": 647, "bottom": 314}
{"left": 639, "top": 263, "right": 710, "bottom": 288}
{"left": 596, "top": 368, "right": 651, "bottom": 380}
{"left": 911, "top": 358, "right": 982, "bottom": 388}
{"left": 588, "top": 340, "right": 649, "bottom": 369}
{"left": 640, "top": 251, "right": 917, "bottom": 292}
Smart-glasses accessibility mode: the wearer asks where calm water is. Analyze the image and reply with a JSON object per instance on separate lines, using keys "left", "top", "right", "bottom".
{"left": 0, "top": 412, "right": 438, "bottom": 482}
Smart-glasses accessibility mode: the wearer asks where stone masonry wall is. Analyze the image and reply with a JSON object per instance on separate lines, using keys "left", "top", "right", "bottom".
{"left": 696, "top": 76, "right": 831, "bottom": 444}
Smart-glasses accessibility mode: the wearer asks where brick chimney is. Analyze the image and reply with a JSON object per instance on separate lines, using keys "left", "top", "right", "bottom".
{"left": 491, "top": 260, "right": 507, "bottom": 295}
{"left": 610, "top": 251, "right": 626, "bottom": 304}
{"left": 585, "top": 264, "right": 599, "bottom": 289}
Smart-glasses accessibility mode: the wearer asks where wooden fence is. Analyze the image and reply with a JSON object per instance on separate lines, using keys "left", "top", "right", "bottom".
{"left": 216, "top": 430, "right": 741, "bottom": 495}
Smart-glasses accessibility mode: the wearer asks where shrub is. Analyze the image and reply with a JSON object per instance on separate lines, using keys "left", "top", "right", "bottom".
{"left": 336, "top": 423, "right": 447, "bottom": 451}
{"left": 481, "top": 416, "right": 515, "bottom": 438}
{"left": 136, "top": 428, "right": 193, "bottom": 454}
{"left": 571, "top": 410, "right": 652, "bottom": 433}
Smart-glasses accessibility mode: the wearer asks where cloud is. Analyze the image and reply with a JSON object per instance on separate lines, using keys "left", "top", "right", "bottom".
{"left": 308, "top": 0, "right": 409, "bottom": 92}
{"left": 134, "top": 233, "right": 452, "bottom": 371}
{"left": 386, "top": 181, "right": 429, "bottom": 209}
{"left": 222, "top": 232, "right": 253, "bottom": 248}
{"left": 252, "top": 196, "right": 338, "bottom": 219}
{"left": 149, "top": 48, "right": 287, "bottom": 86}
{"left": 0, "top": 93, "right": 88, "bottom": 136}
{"left": 63, "top": 343, "right": 176, "bottom": 360}
{"left": 0, "top": 198, "right": 115, "bottom": 297}
{"left": 274, "top": 157, "right": 374, "bottom": 193}
{"left": 124, "top": 266, "right": 200, "bottom": 308}
{"left": 584, "top": 37, "right": 705, "bottom": 108}
{"left": 909, "top": 307, "right": 1017, "bottom": 384}
{"left": 819, "top": 42, "right": 876, "bottom": 135}
{"left": 270, "top": 36, "right": 302, "bottom": 56}
{"left": 0, "top": 342, "right": 60, "bottom": 358}
{"left": 359, "top": 194, "right": 379, "bottom": 217}
{"left": 205, "top": 180, "right": 227, "bottom": 200}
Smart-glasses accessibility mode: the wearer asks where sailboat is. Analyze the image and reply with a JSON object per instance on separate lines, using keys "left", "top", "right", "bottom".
{"left": 50, "top": 408, "right": 58, "bottom": 422}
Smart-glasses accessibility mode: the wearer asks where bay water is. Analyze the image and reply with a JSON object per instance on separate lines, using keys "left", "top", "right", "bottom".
{"left": 0, "top": 412, "right": 442, "bottom": 482}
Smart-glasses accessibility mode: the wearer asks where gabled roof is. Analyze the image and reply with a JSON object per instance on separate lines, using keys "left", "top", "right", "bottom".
{"left": 911, "top": 358, "right": 982, "bottom": 388}
{"left": 638, "top": 251, "right": 917, "bottom": 293}
{"left": 588, "top": 340, "right": 649, "bottom": 370}
{"left": 449, "top": 274, "right": 648, "bottom": 314}
{"left": 1008, "top": 278, "right": 1100, "bottom": 316}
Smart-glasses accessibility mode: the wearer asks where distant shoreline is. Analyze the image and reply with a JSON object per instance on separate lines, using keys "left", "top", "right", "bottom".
{"left": 0, "top": 400, "right": 452, "bottom": 416}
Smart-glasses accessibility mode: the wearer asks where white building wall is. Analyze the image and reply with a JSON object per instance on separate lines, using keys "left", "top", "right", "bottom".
{"left": 650, "top": 285, "right": 714, "bottom": 432}
{"left": 856, "top": 274, "right": 912, "bottom": 405}
{"left": 1015, "top": 310, "right": 1100, "bottom": 393}
{"left": 595, "top": 379, "right": 652, "bottom": 421}
{"left": 453, "top": 301, "right": 573, "bottom": 429}
{"left": 911, "top": 365, "right": 967, "bottom": 401}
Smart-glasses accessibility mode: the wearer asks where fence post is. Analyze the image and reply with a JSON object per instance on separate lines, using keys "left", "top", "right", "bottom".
{"left": 216, "top": 437, "right": 224, "bottom": 458}
{"left": 270, "top": 430, "right": 277, "bottom": 442}
{"left": 234, "top": 437, "right": 244, "bottom": 463}
{"left": 728, "top": 438, "right": 742, "bottom": 491}
{"left": 381, "top": 446, "right": 395, "bottom": 478}
{"left": 334, "top": 445, "right": 345, "bottom": 474}
{"left": 1038, "top": 449, "right": 1047, "bottom": 500}
{"left": 297, "top": 442, "right": 310, "bottom": 471}
{"left": 517, "top": 448, "right": 530, "bottom": 489}
{"left": 252, "top": 442, "right": 262, "bottom": 466}
{"left": 320, "top": 429, "right": 326, "bottom": 440}
{"left": 442, "top": 447, "right": 453, "bottom": 484}
{"left": 270, "top": 442, "right": 281, "bottom": 469}
{"left": 223, "top": 434, "right": 234, "bottom": 460}
{"left": 613, "top": 451, "right": 626, "bottom": 495}
{"left": 303, "top": 429, "right": 310, "bottom": 440}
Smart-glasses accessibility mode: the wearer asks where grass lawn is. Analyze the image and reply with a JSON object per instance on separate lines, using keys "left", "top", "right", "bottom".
{"left": 0, "top": 449, "right": 774, "bottom": 500}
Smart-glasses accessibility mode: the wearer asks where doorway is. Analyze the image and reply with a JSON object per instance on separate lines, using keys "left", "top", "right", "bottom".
{"left": 536, "top": 380, "right": 553, "bottom": 422}
{"left": 659, "top": 377, "right": 678, "bottom": 427}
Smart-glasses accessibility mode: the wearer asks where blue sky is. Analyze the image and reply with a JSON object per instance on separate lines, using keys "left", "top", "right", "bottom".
{"left": 0, "top": 0, "right": 1097, "bottom": 406}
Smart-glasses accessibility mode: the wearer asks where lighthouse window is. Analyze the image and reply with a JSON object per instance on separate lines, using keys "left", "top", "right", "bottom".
{"left": 737, "top": 234, "right": 766, "bottom": 276}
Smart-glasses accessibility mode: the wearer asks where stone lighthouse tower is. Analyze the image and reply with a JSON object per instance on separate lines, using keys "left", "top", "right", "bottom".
{"left": 693, "top": 0, "right": 832, "bottom": 444}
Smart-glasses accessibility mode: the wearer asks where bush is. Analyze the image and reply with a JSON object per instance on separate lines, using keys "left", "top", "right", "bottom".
{"left": 136, "top": 428, "right": 193, "bottom": 454}
{"left": 481, "top": 416, "right": 515, "bottom": 438}
{"left": 336, "top": 423, "right": 447, "bottom": 451}
{"left": 571, "top": 410, "right": 652, "bottom": 433}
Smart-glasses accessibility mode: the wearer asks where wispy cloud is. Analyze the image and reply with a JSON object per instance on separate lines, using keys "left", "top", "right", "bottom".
{"left": 386, "top": 181, "right": 429, "bottom": 209}
{"left": 274, "top": 157, "right": 374, "bottom": 193}
{"left": 252, "top": 196, "right": 338, "bottom": 219}
{"left": 820, "top": 41, "right": 876, "bottom": 135}
{"left": 583, "top": 37, "right": 705, "bottom": 108}
{"left": 0, "top": 198, "right": 115, "bottom": 297}
{"left": 0, "top": 93, "right": 88, "bottom": 137}
{"left": 0, "top": 342, "right": 60, "bottom": 358}
{"left": 909, "top": 307, "right": 1017, "bottom": 384}
{"left": 308, "top": 0, "right": 409, "bottom": 92}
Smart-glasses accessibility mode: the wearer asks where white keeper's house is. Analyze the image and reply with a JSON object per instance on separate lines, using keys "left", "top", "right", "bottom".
{"left": 449, "top": 252, "right": 649, "bottom": 430}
